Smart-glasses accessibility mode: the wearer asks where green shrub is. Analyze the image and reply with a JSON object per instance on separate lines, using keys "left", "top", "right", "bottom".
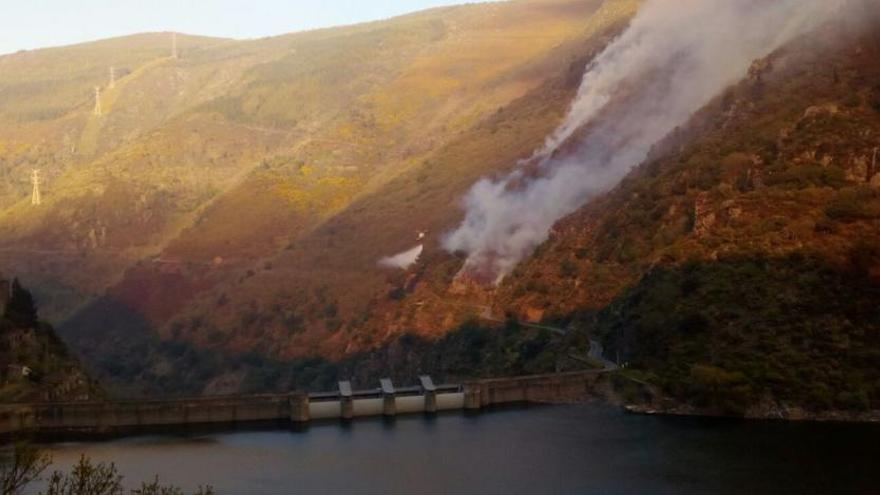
{"left": 825, "top": 187, "right": 880, "bottom": 220}
{"left": 765, "top": 163, "right": 846, "bottom": 189}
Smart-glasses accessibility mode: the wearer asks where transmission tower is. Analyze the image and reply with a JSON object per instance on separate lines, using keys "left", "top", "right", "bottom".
{"left": 94, "top": 87, "right": 102, "bottom": 116}
{"left": 109, "top": 66, "right": 116, "bottom": 89}
{"left": 171, "top": 32, "right": 178, "bottom": 59}
{"left": 31, "top": 170, "right": 41, "bottom": 206}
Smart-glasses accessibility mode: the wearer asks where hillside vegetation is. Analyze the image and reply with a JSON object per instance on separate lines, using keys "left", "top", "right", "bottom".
{"left": 0, "top": 0, "right": 639, "bottom": 395}
{"left": 486, "top": 5, "right": 880, "bottom": 416}
{"left": 0, "top": 278, "right": 98, "bottom": 402}
{"left": 3, "top": 0, "right": 878, "bottom": 418}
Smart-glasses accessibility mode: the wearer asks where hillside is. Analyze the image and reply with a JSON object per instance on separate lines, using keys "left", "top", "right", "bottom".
{"left": 0, "top": 278, "right": 98, "bottom": 402}
{"left": 458, "top": 2, "right": 880, "bottom": 416}
{"left": 0, "top": 0, "right": 639, "bottom": 395}
{"left": 3, "top": 0, "right": 879, "bottom": 418}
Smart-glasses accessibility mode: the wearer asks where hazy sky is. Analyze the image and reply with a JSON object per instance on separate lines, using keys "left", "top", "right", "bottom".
{"left": 0, "top": 0, "right": 483, "bottom": 55}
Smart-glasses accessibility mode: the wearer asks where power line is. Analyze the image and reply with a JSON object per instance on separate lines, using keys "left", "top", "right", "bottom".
{"left": 0, "top": 246, "right": 242, "bottom": 266}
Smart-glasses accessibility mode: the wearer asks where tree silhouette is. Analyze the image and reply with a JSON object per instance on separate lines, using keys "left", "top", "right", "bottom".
{"left": 6, "top": 278, "right": 38, "bottom": 328}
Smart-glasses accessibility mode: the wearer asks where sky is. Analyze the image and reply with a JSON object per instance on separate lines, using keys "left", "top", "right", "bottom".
{"left": 0, "top": 0, "right": 483, "bottom": 55}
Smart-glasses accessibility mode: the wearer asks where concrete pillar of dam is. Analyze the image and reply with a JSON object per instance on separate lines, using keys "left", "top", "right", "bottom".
{"left": 289, "top": 393, "right": 310, "bottom": 423}
{"left": 380, "top": 378, "right": 396, "bottom": 416}
{"left": 463, "top": 383, "right": 482, "bottom": 410}
{"left": 419, "top": 375, "right": 437, "bottom": 413}
{"left": 339, "top": 381, "right": 354, "bottom": 420}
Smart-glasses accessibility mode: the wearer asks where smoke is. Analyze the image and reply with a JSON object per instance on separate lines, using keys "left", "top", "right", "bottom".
{"left": 379, "top": 244, "right": 424, "bottom": 269}
{"left": 444, "top": 0, "right": 848, "bottom": 282}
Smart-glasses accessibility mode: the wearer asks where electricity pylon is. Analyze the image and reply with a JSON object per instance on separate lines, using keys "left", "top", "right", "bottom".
{"left": 94, "top": 87, "right": 102, "bottom": 116}
{"left": 31, "top": 170, "right": 41, "bottom": 206}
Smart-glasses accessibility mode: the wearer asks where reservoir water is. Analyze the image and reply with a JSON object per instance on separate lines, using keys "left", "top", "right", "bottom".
{"left": 38, "top": 404, "right": 880, "bottom": 494}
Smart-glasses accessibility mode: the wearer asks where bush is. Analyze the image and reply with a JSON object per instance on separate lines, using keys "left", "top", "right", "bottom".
{"left": 6, "top": 278, "right": 38, "bottom": 328}
{"left": 559, "top": 260, "right": 578, "bottom": 278}
{"left": 765, "top": 163, "right": 846, "bottom": 189}
{"left": 836, "top": 389, "right": 870, "bottom": 411}
{"left": 1, "top": 443, "right": 50, "bottom": 494}
{"left": 813, "top": 216, "right": 837, "bottom": 234}
{"left": 678, "top": 313, "right": 709, "bottom": 334}
{"left": 1, "top": 448, "right": 214, "bottom": 495}
{"left": 825, "top": 187, "right": 880, "bottom": 220}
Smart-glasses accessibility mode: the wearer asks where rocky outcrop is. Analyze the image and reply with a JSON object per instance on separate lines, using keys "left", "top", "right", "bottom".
{"left": 693, "top": 192, "right": 716, "bottom": 238}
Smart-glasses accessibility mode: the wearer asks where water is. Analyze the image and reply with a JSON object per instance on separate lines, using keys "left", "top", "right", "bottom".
{"left": 37, "top": 405, "right": 880, "bottom": 495}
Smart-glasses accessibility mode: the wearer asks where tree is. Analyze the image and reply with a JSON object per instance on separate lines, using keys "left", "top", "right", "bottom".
{"left": 2, "top": 446, "right": 213, "bottom": 495}
{"left": 1, "top": 443, "right": 51, "bottom": 495}
{"left": 132, "top": 478, "right": 214, "bottom": 495}
{"left": 6, "top": 278, "right": 38, "bottom": 328}
{"left": 42, "top": 455, "right": 123, "bottom": 495}
{"left": 42, "top": 458, "right": 214, "bottom": 495}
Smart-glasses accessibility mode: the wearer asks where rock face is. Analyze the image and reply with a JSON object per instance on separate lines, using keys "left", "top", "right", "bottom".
{"left": 802, "top": 103, "right": 840, "bottom": 120}
{"left": 693, "top": 192, "right": 716, "bottom": 238}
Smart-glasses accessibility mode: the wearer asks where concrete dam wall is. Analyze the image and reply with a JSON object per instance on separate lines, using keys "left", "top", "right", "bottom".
{"left": 0, "top": 371, "right": 603, "bottom": 437}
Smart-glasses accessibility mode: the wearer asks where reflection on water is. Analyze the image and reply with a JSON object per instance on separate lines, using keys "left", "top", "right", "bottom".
{"left": 38, "top": 405, "right": 880, "bottom": 495}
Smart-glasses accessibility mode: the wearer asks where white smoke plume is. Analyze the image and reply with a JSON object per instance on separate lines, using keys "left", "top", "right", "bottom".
{"left": 379, "top": 244, "right": 424, "bottom": 269}
{"left": 444, "top": 0, "right": 848, "bottom": 282}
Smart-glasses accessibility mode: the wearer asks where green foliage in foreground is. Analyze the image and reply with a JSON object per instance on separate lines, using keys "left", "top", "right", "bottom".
{"left": 0, "top": 444, "right": 213, "bottom": 495}
{"left": 598, "top": 252, "right": 880, "bottom": 415}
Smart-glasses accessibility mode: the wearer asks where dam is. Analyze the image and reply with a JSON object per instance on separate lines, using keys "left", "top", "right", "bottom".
{"left": 0, "top": 371, "right": 603, "bottom": 437}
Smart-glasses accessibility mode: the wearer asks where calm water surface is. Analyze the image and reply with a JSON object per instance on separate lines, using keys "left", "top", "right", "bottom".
{"left": 37, "top": 405, "right": 880, "bottom": 494}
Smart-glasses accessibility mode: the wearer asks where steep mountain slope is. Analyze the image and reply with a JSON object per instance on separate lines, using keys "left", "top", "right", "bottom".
{"left": 194, "top": 0, "right": 878, "bottom": 415}
{"left": 0, "top": 0, "right": 639, "bottom": 395}
{"left": 11, "top": 0, "right": 877, "bottom": 416}
{"left": 402, "top": 3, "right": 880, "bottom": 416}
{"left": 496, "top": 6, "right": 880, "bottom": 318}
